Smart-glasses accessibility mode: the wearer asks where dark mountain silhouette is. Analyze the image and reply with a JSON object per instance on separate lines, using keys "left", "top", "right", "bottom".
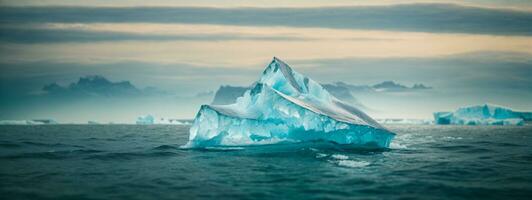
{"left": 42, "top": 75, "right": 159, "bottom": 97}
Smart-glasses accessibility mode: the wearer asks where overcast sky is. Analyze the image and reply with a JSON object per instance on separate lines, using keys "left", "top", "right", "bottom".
{"left": 0, "top": 0, "right": 531, "bottom": 122}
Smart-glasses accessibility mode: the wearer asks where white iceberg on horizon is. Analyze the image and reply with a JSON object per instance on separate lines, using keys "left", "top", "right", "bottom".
{"left": 183, "top": 57, "right": 395, "bottom": 148}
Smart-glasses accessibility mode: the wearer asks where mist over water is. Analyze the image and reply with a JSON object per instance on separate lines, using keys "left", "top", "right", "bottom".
{"left": 1, "top": 125, "right": 531, "bottom": 199}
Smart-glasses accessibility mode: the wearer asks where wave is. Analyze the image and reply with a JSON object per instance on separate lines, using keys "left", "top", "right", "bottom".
{"left": 336, "top": 160, "right": 371, "bottom": 168}
{"left": 152, "top": 145, "right": 181, "bottom": 150}
{"left": 314, "top": 152, "right": 372, "bottom": 168}
{"left": 1, "top": 149, "right": 103, "bottom": 160}
{"left": 20, "top": 141, "right": 84, "bottom": 148}
{"left": 0, "top": 142, "right": 21, "bottom": 148}
{"left": 84, "top": 151, "right": 178, "bottom": 161}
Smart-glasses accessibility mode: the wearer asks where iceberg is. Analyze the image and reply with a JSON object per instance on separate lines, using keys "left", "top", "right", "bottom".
{"left": 136, "top": 115, "right": 155, "bottom": 125}
{"left": 183, "top": 57, "right": 395, "bottom": 148}
{"left": 157, "top": 118, "right": 190, "bottom": 125}
{"left": 0, "top": 119, "right": 57, "bottom": 125}
{"left": 434, "top": 104, "right": 531, "bottom": 126}
{"left": 136, "top": 115, "right": 190, "bottom": 125}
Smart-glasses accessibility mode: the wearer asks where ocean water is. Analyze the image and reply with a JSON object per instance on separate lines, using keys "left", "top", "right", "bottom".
{"left": 0, "top": 125, "right": 531, "bottom": 200}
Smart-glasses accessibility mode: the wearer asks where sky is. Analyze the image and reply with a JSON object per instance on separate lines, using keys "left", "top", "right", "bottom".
{"left": 0, "top": 0, "right": 531, "bottom": 123}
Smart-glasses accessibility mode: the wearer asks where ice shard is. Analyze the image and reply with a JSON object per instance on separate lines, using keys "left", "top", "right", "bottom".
{"left": 183, "top": 58, "right": 395, "bottom": 148}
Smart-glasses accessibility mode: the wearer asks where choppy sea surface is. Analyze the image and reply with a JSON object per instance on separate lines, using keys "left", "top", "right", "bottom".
{"left": 0, "top": 125, "right": 531, "bottom": 200}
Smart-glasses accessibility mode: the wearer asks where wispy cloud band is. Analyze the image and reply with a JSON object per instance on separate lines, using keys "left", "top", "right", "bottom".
{"left": 0, "top": 28, "right": 311, "bottom": 43}
{"left": 1, "top": 4, "right": 532, "bottom": 35}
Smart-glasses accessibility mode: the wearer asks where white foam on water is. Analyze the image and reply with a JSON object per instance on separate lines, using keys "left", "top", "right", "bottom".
{"left": 202, "top": 147, "right": 245, "bottom": 151}
{"left": 443, "top": 136, "right": 463, "bottom": 140}
{"left": 331, "top": 154, "right": 349, "bottom": 160}
{"left": 397, "top": 133, "right": 413, "bottom": 140}
{"left": 336, "top": 160, "right": 370, "bottom": 168}
{"left": 390, "top": 141, "right": 408, "bottom": 149}
{"left": 315, "top": 153, "right": 328, "bottom": 158}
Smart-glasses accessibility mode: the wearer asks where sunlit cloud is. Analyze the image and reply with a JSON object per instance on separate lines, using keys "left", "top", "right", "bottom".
{"left": 1, "top": 4, "right": 531, "bottom": 35}
{"left": 2, "top": 0, "right": 532, "bottom": 11}
{"left": 1, "top": 23, "right": 531, "bottom": 66}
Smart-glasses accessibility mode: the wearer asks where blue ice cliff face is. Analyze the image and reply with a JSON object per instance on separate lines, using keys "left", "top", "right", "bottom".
{"left": 183, "top": 58, "right": 395, "bottom": 148}
{"left": 434, "top": 104, "right": 531, "bottom": 126}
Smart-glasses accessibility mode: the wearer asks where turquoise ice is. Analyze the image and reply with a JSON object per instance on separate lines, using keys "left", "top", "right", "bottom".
{"left": 434, "top": 104, "right": 531, "bottom": 125}
{"left": 183, "top": 58, "right": 395, "bottom": 148}
{"left": 136, "top": 115, "right": 155, "bottom": 125}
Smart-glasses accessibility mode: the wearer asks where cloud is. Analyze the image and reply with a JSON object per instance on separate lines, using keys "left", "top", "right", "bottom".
{"left": 0, "top": 28, "right": 310, "bottom": 43}
{"left": 290, "top": 51, "right": 532, "bottom": 92}
{"left": 0, "top": 61, "right": 260, "bottom": 96}
{"left": 1, "top": 0, "right": 531, "bottom": 9}
{"left": 1, "top": 51, "right": 530, "bottom": 97}
{"left": 1, "top": 4, "right": 531, "bottom": 35}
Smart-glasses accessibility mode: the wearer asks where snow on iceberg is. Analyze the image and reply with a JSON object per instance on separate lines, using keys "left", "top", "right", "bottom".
{"left": 183, "top": 57, "right": 395, "bottom": 148}
{"left": 434, "top": 104, "right": 531, "bottom": 126}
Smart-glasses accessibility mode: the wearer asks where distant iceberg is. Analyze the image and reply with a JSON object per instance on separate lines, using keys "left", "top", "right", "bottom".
{"left": 0, "top": 119, "right": 57, "bottom": 125}
{"left": 136, "top": 115, "right": 155, "bottom": 125}
{"left": 157, "top": 118, "right": 190, "bottom": 125}
{"left": 136, "top": 115, "right": 190, "bottom": 125}
{"left": 434, "top": 104, "right": 531, "bottom": 126}
{"left": 183, "top": 57, "right": 395, "bottom": 148}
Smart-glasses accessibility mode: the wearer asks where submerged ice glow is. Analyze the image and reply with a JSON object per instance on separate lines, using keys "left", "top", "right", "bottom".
{"left": 183, "top": 58, "right": 395, "bottom": 148}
